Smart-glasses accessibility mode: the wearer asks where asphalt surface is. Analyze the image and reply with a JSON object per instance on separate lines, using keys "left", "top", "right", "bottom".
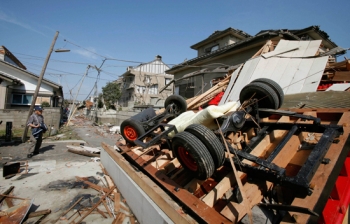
{"left": 0, "top": 118, "right": 130, "bottom": 224}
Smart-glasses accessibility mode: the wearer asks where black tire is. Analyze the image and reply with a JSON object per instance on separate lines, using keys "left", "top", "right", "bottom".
{"left": 120, "top": 119, "right": 145, "bottom": 144}
{"left": 184, "top": 124, "right": 225, "bottom": 169}
{"left": 172, "top": 132, "right": 215, "bottom": 180}
{"left": 130, "top": 107, "right": 156, "bottom": 122}
{"left": 239, "top": 82, "right": 280, "bottom": 110}
{"left": 164, "top": 95, "right": 187, "bottom": 116}
{"left": 251, "top": 78, "right": 284, "bottom": 108}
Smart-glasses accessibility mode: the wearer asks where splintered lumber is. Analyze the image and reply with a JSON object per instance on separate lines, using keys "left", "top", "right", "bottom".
{"left": 28, "top": 209, "right": 51, "bottom": 218}
{"left": 216, "top": 119, "right": 253, "bottom": 223}
{"left": 114, "top": 193, "right": 121, "bottom": 212}
{"left": 61, "top": 196, "right": 84, "bottom": 217}
{"left": 75, "top": 176, "right": 110, "bottom": 193}
{"left": 187, "top": 77, "right": 230, "bottom": 109}
{"left": 102, "top": 199, "right": 113, "bottom": 218}
{"left": 0, "top": 186, "right": 14, "bottom": 207}
{"left": 74, "top": 186, "right": 116, "bottom": 224}
{"left": 0, "top": 186, "right": 15, "bottom": 203}
{"left": 112, "top": 212, "right": 126, "bottom": 224}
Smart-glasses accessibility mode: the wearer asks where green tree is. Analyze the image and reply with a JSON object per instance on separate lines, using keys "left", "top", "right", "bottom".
{"left": 97, "top": 93, "right": 104, "bottom": 108}
{"left": 102, "top": 82, "right": 121, "bottom": 109}
{"left": 41, "top": 101, "right": 50, "bottom": 108}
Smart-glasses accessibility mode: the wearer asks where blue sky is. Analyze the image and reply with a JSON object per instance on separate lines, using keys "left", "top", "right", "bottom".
{"left": 1, "top": 1, "right": 349, "bottom": 101}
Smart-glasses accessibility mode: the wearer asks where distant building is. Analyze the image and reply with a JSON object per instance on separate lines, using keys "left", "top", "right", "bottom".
{"left": 118, "top": 55, "right": 174, "bottom": 109}
{"left": 166, "top": 26, "right": 340, "bottom": 98}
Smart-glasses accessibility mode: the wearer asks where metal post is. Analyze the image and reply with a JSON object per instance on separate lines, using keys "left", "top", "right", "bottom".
{"left": 22, "top": 31, "right": 59, "bottom": 142}
{"left": 66, "top": 65, "right": 91, "bottom": 126}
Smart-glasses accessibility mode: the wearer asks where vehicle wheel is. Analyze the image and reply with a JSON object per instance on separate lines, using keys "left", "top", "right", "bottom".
{"left": 172, "top": 132, "right": 215, "bottom": 180}
{"left": 164, "top": 95, "right": 187, "bottom": 115}
{"left": 121, "top": 119, "right": 145, "bottom": 144}
{"left": 129, "top": 107, "right": 156, "bottom": 122}
{"left": 184, "top": 124, "right": 225, "bottom": 169}
{"left": 239, "top": 82, "right": 280, "bottom": 110}
{"left": 251, "top": 78, "right": 284, "bottom": 108}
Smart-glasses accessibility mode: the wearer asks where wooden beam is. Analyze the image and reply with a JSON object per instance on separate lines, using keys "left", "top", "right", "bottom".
{"left": 332, "top": 71, "right": 350, "bottom": 81}
{"left": 28, "top": 209, "right": 51, "bottom": 218}
{"left": 114, "top": 193, "right": 121, "bottom": 212}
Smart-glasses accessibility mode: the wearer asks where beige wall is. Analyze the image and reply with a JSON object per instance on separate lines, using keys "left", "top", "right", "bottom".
{"left": 0, "top": 107, "right": 62, "bottom": 131}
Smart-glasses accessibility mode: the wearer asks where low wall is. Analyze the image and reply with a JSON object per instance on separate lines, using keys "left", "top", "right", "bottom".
{"left": 95, "top": 111, "right": 138, "bottom": 126}
{"left": 0, "top": 108, "right": 62, "bottom": 131}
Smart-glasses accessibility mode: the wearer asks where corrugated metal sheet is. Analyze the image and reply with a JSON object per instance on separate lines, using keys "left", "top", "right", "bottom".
{"left": 219, "top": 40, "right": 327, "bottom": 105}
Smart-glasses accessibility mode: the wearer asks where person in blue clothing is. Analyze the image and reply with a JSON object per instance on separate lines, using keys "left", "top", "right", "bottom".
{"left": 27, "top": 106, "right": 47, "bottom": 158}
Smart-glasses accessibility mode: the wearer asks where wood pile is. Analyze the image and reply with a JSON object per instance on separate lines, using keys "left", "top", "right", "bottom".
{"left": 320, "top": 59, "right": 350, "bottom": 90}
{"left": 59, "top": 166, "right": 134, "bottom": 224}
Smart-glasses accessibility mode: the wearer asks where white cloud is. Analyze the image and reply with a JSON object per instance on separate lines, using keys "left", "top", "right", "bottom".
{"left": 0, "top": 10, "right": 46, "bottom": 36}
{"left": 73, "top": 48, "right": 98, "bottom": 60}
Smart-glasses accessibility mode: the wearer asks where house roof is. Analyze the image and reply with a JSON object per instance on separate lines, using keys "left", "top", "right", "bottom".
{"left": 256, "top": 25, "right": 338, "bottom": 49}
{"left": 167, "top": 26, "right": 339, "bottom": 74}
{"left": 0, "top": 59, "right": 62, "bottom": 90}
{"left": 0, "top": 46, "right": 27, "bottom": 70}
{"left": 190, "top": 27, "right": 252, "bottom": 50}
{"left": 166, "top": 31, "right": 284, "bottom": 74}
{"left": 0, "top": 71, "right": 22, "bottom": 85}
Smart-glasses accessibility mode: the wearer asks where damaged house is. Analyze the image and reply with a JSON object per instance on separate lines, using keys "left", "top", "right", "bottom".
{"left": 0, "top": 46, "right": 64, "bottom": 130}
{"left": 166, "top": 25, "right": 346, "bottom": 99}
{"left": 118, "top": 55, "right": 174, "bottom": 109}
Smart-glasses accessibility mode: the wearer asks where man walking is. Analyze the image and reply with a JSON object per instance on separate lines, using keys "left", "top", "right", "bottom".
{"left": 27, "top": 106, "right": 47, "bottom": 158}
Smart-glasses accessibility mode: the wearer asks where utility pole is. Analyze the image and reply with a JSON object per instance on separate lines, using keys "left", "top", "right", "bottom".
{"left": 66, "top": 65, "right": 91, "bottom": 126}
{"left": 22, "top": 31, "right": 59, "bottom": 142}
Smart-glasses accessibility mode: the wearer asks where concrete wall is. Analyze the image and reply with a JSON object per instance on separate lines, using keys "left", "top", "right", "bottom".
{"left": 95, "top": 110, "right": 138, "bottom": 126}
{"left": 0, "top": 107, "right": 62, "bottom": 131}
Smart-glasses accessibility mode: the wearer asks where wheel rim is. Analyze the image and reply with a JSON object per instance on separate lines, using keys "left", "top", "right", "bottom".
{"left": 177, "top": 146, "right": 197, "bottom": 171}
{"left": 123, "top": 125, "right": 138, "bottom": 141}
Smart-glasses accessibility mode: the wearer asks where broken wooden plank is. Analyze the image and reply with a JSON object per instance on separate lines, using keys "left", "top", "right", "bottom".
{"left": 67, "top": 145, "right": 100, "bottom": 157}
{"left": 112, "top": 212, "right": 126, "bottom": 224}
{"left": 0, "top": 186, "right": 14, "bottom": 207}
{"left": 28, "top": 209, "right": 51, "bottom": 218}
{"left": 114, "top": 193, "right": 121, "bottom": 212}
{"left": 74, "top": 186, "right": 116, "bottom": 224}
{"left": 61, "top": 196, "right": 84, "bottom": 217}
{"left": 102, "top": 199, "right": 113, "bottom": 218}
{"left": 75, "top": 176, "right": 110, "bottom": 193}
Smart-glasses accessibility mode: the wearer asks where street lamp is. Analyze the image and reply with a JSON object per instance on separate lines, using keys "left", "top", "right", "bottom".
{"left": 21, "top": 31, "right": 69, "bottom": 142}
{"left": 54, "top": 49, "right": 70, "bottom": 53}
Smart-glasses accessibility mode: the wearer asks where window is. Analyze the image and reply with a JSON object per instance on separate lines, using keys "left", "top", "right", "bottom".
{"left": 148, "top": 84, "right": 158, "bottom": 94}
{"left": 204, "top": 44, "right": 219, "bottom": 54}
{"left": 12, "top": 94, "right": 33, "bottom": 105}
{"left": 165, "top": 78, "right": 172, "bottom": 85}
